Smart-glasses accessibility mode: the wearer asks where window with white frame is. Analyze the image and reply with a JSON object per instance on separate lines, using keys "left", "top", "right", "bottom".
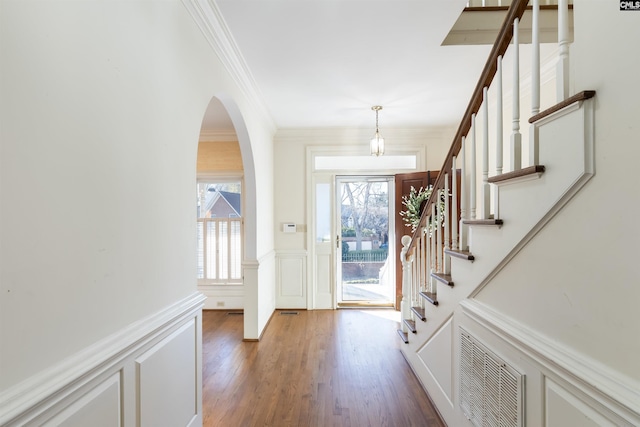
{"left": 197, "top": 181, "right": 243, "bottom": 284}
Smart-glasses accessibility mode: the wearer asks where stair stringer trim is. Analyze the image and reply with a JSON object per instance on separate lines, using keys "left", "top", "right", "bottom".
{"left": 400, "top": 95, "right": 595, "bottom": 426}
{"left": 469, "top": 95, "right": 594, "bottom": 298}
{"left": 399, "top": 314, "right": 457, "bottom": 423}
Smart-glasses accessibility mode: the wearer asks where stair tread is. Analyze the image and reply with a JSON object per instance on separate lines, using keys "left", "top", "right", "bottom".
{"left": 431, "top": 272, "right": 454, "bottom": 287}
{"left": 462, "top": 218, "right": 503, "bottom": 226}
{"left": 411, "top": 306, "right": 426, "bottom": 321}
{"left": 419, "top": 291, "right": 439, "bottom": 306}
{"left": 444, "top": 249, "right": 475, "bottom": 261}
{"left": 397, "top": 329, "right": 409, "bottom": 344}
{"left": 488, "top": 165, "right": 546, "bottom": 184}
{"left": 403, "top": 318, "right": 417, "bottom": 333}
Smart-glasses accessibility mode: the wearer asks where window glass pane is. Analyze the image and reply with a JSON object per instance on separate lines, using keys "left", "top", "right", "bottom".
{"left": 230, "top": 220, "right": 242, "bottom": 279}
{"left": 219, "top": 221, "right": 228, "bottom": 279}
{"left": 197, "top": 182, "right": 242, "bottom": 218}
{"left": 314, "top": 155, "right": 416, "bottom": 171}
{"left": 197, "top": 181, "right": 243, "bottom": 284}
{"left": 206, "top": 221, "right": 217, "bottom": 280}
{"left": 316, "top": 183, "right": 330, "bottom": 243}
{"left": 197, "top": 220, "right": 204, "bottom": 279}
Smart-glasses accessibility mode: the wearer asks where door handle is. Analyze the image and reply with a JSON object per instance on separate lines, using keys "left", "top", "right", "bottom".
{"left": 336, "top": 235, "right": 340, "bottom": 249}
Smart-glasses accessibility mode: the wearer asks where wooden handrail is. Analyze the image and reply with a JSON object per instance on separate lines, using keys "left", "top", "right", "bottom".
{"left": 409, "top": 0, "right": 530, "bottom": 249}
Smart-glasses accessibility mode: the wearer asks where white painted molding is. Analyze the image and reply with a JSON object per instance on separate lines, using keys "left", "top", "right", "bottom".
{"left": 180, "top": 0, "right": 276, "bottom": 132}
{"left": 0, "top": 292, "right": 206, "bottom": 426}
{"left": 469, "top": 96, "right": 594, "bottom": 298}
{"left": 460, "top": 299, "right": 640, "bottom": 425}
{"left": 275, "top": 249, "right": 308, "bottom": 256}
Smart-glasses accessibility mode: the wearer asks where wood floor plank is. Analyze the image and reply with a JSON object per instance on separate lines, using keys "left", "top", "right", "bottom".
{"left": 202, "top": 309, "right": 445, "bottom": 427}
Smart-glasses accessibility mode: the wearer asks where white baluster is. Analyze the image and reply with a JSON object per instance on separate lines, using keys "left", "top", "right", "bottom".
{"left": 482, "top": 87, "right": 490, "bottom": 219}
{"left": 511, "top": 18, "right": 522, "bottom": 171}
{"left": 470, "top": 114, "right": 477, "bottom": 220}
{"left": 444, "top": 173, "right": 451, "bottom": 275}
{"left": 430, "top": 205, "right": 437, "bottom": 294}
{"left": 459, "top": 136, "right": 468, "bottom": 251}
{"left": 496, "top": 55, "right": 503, "bottom": 176}
{"left": 425, "top": 227, "right": 430, "bottom": 303}
{"left": 451, "top": 155, "right": 459, "bottom": 251}
{"left": 530, "top": 0, "right": 540, "bottom": 166}
{"left": 495, "top": 55, "right": 503, "bottom": 220}
{"left": 436, "top": 189, "right": 443, "bottom": 275}
{"left": 557, "top": 0, "right": 570, "bottom": 101}
{"left": 420, "top": 231, "right": 426, "bottom": 297}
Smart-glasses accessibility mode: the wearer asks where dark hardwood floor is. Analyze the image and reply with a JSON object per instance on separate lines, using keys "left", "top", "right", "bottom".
{"left": 202, "top": 309, "right": 445, "bottom": 427}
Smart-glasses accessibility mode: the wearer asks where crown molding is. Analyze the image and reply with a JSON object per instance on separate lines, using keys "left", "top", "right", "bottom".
{"left": 181, "top": 0, "right": 276, "bottom": 133}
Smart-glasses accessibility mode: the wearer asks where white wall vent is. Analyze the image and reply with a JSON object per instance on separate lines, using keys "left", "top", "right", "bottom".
{"left": 459, "top": 328, "right": 524, "bottom": 427}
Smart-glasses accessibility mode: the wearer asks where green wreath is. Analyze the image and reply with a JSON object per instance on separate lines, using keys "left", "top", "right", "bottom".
{"left": 399, "top": 185, "right": 446, "bottom": 234}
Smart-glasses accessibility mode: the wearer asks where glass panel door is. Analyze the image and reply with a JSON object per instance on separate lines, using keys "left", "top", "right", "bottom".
{"left": 336, "top": 176, "right": 394, "bottom": 306}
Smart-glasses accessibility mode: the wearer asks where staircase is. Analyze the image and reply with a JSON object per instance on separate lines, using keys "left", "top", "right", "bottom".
{"left": 396, "top": 1, "right": 601, "bottom": 425}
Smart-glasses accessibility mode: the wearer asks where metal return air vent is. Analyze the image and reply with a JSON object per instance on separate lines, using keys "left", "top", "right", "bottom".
{"left": 280, "top": 311, "right": 299, "bottom": 315}
{"left": 459, "top": 328, "right": 524, "bottom": 427}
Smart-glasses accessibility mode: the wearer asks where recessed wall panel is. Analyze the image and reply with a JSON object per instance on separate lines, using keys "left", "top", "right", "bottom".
{"left": 136, "top": 320, "right": 197, "bottom": 427}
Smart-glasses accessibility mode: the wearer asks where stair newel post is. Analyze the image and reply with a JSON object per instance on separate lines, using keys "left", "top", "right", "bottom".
{"left": 557, "top": 0, "right": 570, "bottom": 102}
{"left": 482, "top": 87, "right": 491, "bottom": 219}
{"left": 530, "top": 0, "right": 540, "bottom": 167}
{"left": 444, "top": 173, "right": 451, "bottom": 275}
{"left": 400, "top": 235, "right": 412, "bottom": 334}
{"left": 495, "top": 55, "right": 503, "bottom": 220}
{"left": 459, "top": 136, "right": 469, "bottom": 251}
{"left": 470, "top": 113, "right": 477, "bottom": 221}
{"left": 511, "top": 17, "right": 522, "bottom": 172}
{"left": 451, "top": 155, "right": 459, "bottom": 252}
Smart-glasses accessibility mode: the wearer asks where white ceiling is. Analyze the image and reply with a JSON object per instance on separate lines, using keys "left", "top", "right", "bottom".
{"left": 202, "top": 0, "right": 495, "bottom": 133}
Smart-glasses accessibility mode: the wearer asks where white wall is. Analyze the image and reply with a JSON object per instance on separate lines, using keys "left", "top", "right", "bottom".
{"left": 0, "top": 0, "right": 275, "bottom": 421}
{"left": 273, "top": 128, "right": 453, "bottom": 308}
{"left": 475, "top": 0, "right": 640, "bottom": 386}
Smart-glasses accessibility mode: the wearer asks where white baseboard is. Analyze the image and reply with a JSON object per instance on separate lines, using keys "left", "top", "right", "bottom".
{"left": 1, "top": 292, "right": 206, "bottom": 426}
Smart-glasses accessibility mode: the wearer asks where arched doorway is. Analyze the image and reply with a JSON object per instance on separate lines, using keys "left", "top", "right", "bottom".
{"left": 196, "top": 96, "right": 258, "bottom": 339}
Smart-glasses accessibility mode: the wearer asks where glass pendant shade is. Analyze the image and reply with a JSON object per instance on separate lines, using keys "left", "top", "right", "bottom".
{"left": 369, "top": 105, "right": 385, "bottom": 156}
{"left": 370, "top": 132, "right": 385, "bottom": 156}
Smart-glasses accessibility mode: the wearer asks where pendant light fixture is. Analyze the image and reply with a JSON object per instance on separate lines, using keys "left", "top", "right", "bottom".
{"left": 370, "top": 105, "right": 385, "bottom": 157}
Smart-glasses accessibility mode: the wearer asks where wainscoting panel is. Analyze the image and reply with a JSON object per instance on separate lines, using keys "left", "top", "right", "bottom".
{"left": 417, "top": 317, "right": 453, "bottom": 404}
{"left": 1, "top": 292, "right": 205, "bottom": 427}
{"left": 276, "top": 250, "right": 307, "bottom": 308}
{"left": 136, "top": 320, "right": 198, "bottom": 427}
{"left": 42, "top": 373, "right": 121, "bottom": 427}
{"left": 545, "top": 378, "right": 614, "bottom": 427}
{"left": 459, "top": 300, "right": 640, "bottom": 427}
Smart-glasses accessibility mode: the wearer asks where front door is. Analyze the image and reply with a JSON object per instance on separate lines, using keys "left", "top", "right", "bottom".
{"left": 336, "top": 176, "right": 394, "bottom": 307}
{"left": 394, "top": 171, "right": 436, "bottom": 309}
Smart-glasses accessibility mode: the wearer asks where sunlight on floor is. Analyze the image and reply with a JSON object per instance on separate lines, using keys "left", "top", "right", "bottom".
{"left": 359, "top": 309, "right": 401, "bottom": 322}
